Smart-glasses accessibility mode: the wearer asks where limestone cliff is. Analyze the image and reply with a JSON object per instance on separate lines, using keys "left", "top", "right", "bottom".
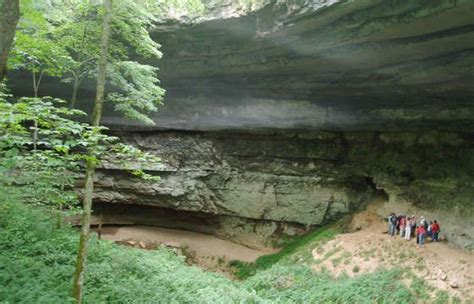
{"left": 141, "top": 0, "right": 474, "bottom": 131}
{"left": 8, "top": 0, "right": 474, "bottom": 249}
{"left": 91, "top": 130, "right": 474, "bottom": 249}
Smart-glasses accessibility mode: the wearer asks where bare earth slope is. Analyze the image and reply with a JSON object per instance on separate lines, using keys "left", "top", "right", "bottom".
{"left": 312, "top": 200, "right": 474, "bottom": 301}
{"left": 96, "top": 225, "right": 277, "bottom": 275}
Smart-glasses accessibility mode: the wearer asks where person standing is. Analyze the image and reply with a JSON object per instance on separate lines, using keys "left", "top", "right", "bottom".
{"left": 427, "top": 221, "right": 433, "bottom": 241}
{"left": 417, "top": 225, "right": 427, "bottom": 246}
{"left": 431, "top": 220, "right": 440, "bottom": 242}
{"left": 410, "top": 215, "right": 416, "bottom": 237}
{"left": 399, "top": 215, "right": 406, "bottom": 238}
{"left": 420, "top": 216, "right": 426, "bottom": 229}
{"left": 388, "top": 213, "right": 397, "bottom": 236}
{"left": 405, "top": 217, "right": 412, "bottom": 241}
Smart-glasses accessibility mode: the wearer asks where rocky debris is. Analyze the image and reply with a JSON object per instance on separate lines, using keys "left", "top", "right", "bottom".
{"left": 117, "top": 239, "right": 155, "bottom": 250}
{"left": 450, "top": 281, "right": 459, "bottom": 289}
{"left": 163, "top": 241, "right": 181, "bottom": 249}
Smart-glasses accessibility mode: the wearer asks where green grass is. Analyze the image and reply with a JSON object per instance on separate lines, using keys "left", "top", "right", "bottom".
{"left": 331, "top": 247, "right": 351, "bottom": 267}
{"left": 244, "top": 266, "right": 416, "bottom": 303}
{"left": 230, "top": 225, "right": 339, "bottom": 279}
{"left": 0, "top": 196, "right": 464, "bottom": 303}
{"left": 434, "top": 290, "right": 450, "bottom": 304}
{"left": 0, "top": 201, "right": 259, "bottom": 303}
{"left": 410, "top": 275, "right": 431, "bottom": 301}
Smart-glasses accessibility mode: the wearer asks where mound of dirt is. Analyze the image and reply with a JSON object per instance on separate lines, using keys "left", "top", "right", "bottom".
{"left": 312, "top": 202, "right": 474, "bottom": 301}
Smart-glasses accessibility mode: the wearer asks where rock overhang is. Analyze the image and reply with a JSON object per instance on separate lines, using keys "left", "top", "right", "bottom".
{"left": 7, "top": 0, "right": 474, "bottom": 133}
{"left": 146, "top": 0, "right": 474, "bottom": 132}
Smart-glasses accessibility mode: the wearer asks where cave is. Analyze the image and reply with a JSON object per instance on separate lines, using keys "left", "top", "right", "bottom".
{"left": 7, "top": 0, "right": 474, "bottom": 251}
{"left": 3, "top": 1, "right": 474, "bottom": 302}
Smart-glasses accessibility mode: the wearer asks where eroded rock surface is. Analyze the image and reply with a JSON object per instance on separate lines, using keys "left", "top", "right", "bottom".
{"left": 134, "top": 0, "right": 474, "bottom": 131}
{"left": 9, "top": 0, "right": 474, "bottom": 131}
{"left": 91, "top": 130, "right": 474, "bottom": 249}
{"left": 8, "top": 1, "right": 474, "bottom": 248}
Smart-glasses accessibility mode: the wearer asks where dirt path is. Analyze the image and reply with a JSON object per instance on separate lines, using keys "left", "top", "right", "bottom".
{"left": 96, "top": 226, "right": 276, "bottom": 274}
{"left": 312, "top": 200, "right": 474, "bottom": 301}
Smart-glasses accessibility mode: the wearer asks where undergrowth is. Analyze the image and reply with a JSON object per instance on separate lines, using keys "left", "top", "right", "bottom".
{"left": 0, "top": 199, "right": 459, "bottom": 303}
{"left": 0, "top": 201, "right": 259, "bottom": 303}
{"left": 244, "top": 266, "right": 416, "bottom": 304}
{"left": 230, "top": 224, "right": 338, "bottom": 279}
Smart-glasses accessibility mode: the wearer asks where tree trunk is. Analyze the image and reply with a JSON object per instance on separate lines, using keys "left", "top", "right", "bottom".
{"left": 0, "top": 0, "right": 20, "bottom": 82}
{"left": 69, "top": 20, "right": 89, "bottom": 109}
{"left": 70, "top": 75, "right": 80, "bottom": 109}
{"left": 71, "top": 0, "right": 113, "bottom": 303}
{"left": 33, "top": 119, "right": 38, "bottom": 151}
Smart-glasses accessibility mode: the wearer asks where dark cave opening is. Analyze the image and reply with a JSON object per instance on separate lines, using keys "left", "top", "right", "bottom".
{"left": 365, "top": 176, "right": 389, "bottom": 203}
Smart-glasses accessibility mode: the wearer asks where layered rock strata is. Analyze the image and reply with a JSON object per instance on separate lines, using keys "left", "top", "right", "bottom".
{"left": 6, "top": 0, "right": 474, "bottom": 249}
{"left": 92, "top": 130, "right": 474, "bottom": 249}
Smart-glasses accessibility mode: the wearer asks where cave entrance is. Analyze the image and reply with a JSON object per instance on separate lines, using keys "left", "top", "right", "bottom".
{"left": 374, "top": 188, "right": 389, "bottom": 202}
{"left": 365, "top": 176, "right": 389, "bottom": 203}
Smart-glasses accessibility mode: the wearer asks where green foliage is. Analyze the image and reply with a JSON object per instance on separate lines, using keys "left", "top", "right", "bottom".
{"left": 107, "top": 61, "right": 164, "bottom": 125}
{"left": 0, "top": 93, "right": 85, "bottom": 208}
{"left": 10, "top": 0, "right": 166, "bottom": 123}
{"left": 8, "top": 0, "right": 73, "bottom": 93}
{"left": 410, "top": 276, "right": 431, "bottom": 301}
{"left": 230, "top": 226, "right": 338, "bottom": 279}
{"left": 0, "top": 89, "right": 161, "bottom": 208}
{"left": 244, "top": 266, "right": 416, "bottom": 303}
{"left": 0, "top": 194, "right": 456, "bottom": 303}
{"left": 434, "top": 290, "right": 450, "bottom": 304}
{"left": 111, "top": 0, "right": 162, "bottom": 59}
{"left": 0, "top": 199, "right": 261, "bottom": 303}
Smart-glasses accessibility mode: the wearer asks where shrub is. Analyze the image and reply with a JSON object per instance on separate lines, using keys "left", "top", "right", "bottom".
{"left": 0, "top": 200, "right": 261, "bottom": 303}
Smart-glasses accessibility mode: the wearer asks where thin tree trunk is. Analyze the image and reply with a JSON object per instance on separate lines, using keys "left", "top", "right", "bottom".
{"left": 32, "top": 69, "right": 44, "bottom": 151}
{"left": 32, "top": 68, "right": 38, "bottom": 151}
{"left": 70, "top": 21, "right": 88, "bottom": 109}
{"left": 32, "top": 67, "right": 45, "bottom": 97}
{"left": 71, "top": 159, "right": 95, "bottom": 303}
{"left": 70, "top": 75, "right": 80, "bottom": 109}
{"left": 0, "top": 0, "right": 20, "bottom": 82}
{"left": 32, "top": 69, "right": 38, "bottom": 97}
{"left": 35, "top": 70, "right": 45, "bottom": 96}
{"left": 33, "top": 119, "right": 38, "bottom": 151}
{"left": 98, "top": 213, "right": 103, "bottom": 240}
{"left": 91, "top": 5, "right": 112, "bottom": 127}
{"left": 72, "top": 0, "right": 113, "bottom": 302}
{"left": 57, "top": 164, "right": 68, "bottom": 229}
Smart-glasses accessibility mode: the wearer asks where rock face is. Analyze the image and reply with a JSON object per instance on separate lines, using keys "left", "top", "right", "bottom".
{"left": 92, "top": 130, "right": 474, "bottom": 249}
{"left": 10, "top": 0, "right": 473, "bottom": 131}
{"left": 8, "top": 1, "right": 474, "bottom": 248}
{"left": 92, "top": 130, "right": 374, "bottom": 246}
{"left": 112, "top": 0, "right": 474, "bottom": 131}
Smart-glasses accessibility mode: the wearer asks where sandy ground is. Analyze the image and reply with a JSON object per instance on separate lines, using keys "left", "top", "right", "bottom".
{"left": 94, "top": 225, "right": 276, "bottom": 274}
{"left": 93, "top": 199, "right": 473, "bottom": 300}
{"left": 312, "top": 200, "right": 474, "bottom": 301}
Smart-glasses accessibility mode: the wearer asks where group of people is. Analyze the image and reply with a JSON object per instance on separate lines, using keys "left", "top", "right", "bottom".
{"left": 387, "top": 213, "right": 441, "bottom": 245}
